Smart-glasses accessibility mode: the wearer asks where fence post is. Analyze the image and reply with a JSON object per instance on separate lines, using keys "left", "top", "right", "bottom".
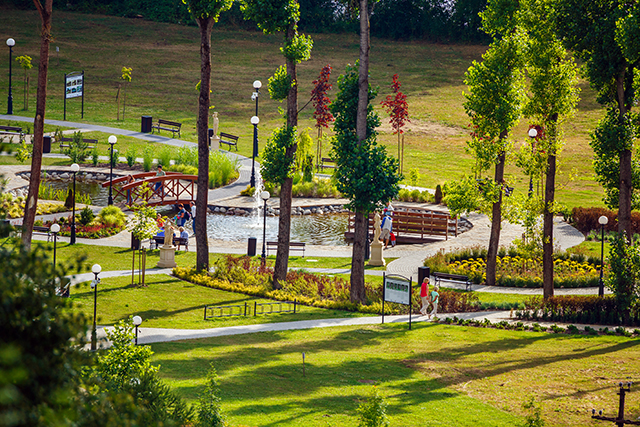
{"left": 204, "top": 305, "right": 207, "bottom": 321}
{"left": 294, "top": 299, "right": 296, "bottom": 314}
{"left": 254, "top": 301, "right": 257, "bottom": 316}
{"left": 244, "top": 302, "right": 247, "bottom": 316}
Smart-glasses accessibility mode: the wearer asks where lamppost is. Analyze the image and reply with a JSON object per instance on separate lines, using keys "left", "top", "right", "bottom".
{"left": 250, "top": 115, "right": 259, "bottom": 188}
{"left": 528, "top": 127, "right": 538, "bottom": 197}
{"left": 6, "top": 38, "right": 15, "bottom": 115}
{"left": 70, "top": 163, "right": 79, "bottom": 244}
{"left": 90, "top": 263, "right": 101, "bottom": 351}
{"left": 50, "top": 223, "right": 60, "bottom": 267}
{"left": 598, "top": 215, "right": 609, "bottom": 297}
{"left": 250, "top": 80, "right": 261, "bottom": 188}
{"left": 260, "top": 190, "right": 270, "bottom": 263}
{"left": 108, "top": 135, "right": 117, "bottom": 205}
{"left": 132, "top": 315, "right": 142, "bottom": 345}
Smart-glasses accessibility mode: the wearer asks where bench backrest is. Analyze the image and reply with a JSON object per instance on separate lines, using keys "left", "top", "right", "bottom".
{"left": 158, "top": 119, "right": 181, "bottom": 127}
{"left": 0, "top": 126, "right": 22, "bottom": 132}
{"left": 59, "top": 137, "right": 98, "bottom": 144}
{"left": 219, "top": 132, "right": 239, "bottom": 141}
{"left": 321, "top": 157, "right": 335, "bottom": 163}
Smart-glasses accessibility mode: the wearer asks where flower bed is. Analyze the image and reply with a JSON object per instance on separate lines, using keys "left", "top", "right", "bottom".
{"left": 425, "top": 248, "right": 600, "bottom": 288}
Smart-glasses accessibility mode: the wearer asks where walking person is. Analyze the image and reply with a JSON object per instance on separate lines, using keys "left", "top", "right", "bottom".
{"left": 190, "top": 201, "right": 196, "bottom": 234}
{"left": 428, "top": 285, "right": 440, "bottom": 320}
{"left": 380, "top": 211, "right": 393, "bottom": 249}
{"left": 154, "top": 165, "right": 166, "bottom": 197}
{"left": 420, "top": 277, "right": 430, "bottom": 316}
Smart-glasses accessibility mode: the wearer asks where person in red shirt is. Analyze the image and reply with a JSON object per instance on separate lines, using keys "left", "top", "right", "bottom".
{"left": 420, "top": 277, "right": 430, "bottom": 316}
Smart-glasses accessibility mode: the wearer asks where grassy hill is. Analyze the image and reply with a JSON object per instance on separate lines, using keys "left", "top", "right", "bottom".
{"left": 0, "top": 8, "right": 604, "bottom": 208}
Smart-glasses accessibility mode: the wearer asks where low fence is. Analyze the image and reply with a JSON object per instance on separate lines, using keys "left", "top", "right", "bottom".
{"left": 204, "top": 300, "right": 298, "bottom": 320}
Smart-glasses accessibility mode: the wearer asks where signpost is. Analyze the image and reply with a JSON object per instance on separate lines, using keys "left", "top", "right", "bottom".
{"left": 382, "top": 273, "right": 413, "bottom": 329}
{"left": 64, "top": 70, "right": 84, "bottom": 120}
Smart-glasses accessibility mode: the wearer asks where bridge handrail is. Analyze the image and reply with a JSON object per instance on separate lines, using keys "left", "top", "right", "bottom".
{"left": 100, "top": 171, "right": 184, "bottom": 187}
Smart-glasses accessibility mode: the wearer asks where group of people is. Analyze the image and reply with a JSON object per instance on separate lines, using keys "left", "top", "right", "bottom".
{"left": 419, "top": 278, "right": 440, "bottom": 319}
{"left": 154, "top": 211, "right": 190, "bottom": 251}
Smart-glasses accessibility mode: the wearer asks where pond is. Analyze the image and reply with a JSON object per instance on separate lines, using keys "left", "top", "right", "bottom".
{"left": 43, "top": 179, "right": 119, "bottom": 207}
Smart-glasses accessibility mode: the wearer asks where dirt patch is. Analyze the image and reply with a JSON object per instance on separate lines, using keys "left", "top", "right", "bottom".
{"left": 376, "top": 119, "right": 466, "bottom": 139}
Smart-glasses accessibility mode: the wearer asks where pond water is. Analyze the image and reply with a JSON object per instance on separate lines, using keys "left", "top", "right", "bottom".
{"left": 43, "top": 179, "right": 118, "bottom": 207}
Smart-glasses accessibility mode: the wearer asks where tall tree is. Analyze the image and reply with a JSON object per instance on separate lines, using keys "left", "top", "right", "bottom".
{"left": 554, "top": 0, "right": 640, "bottom": 240}
{"left": 463, "top": 0, "right": 525, "bottom": 286}
{"left": 331, "top": 63, "right": 400, "bottom": 304}
{"left": 520, "top": 0, "right": 579, "bottom": 298}
{"left": 380, "top": 73, "right": 409, "bottom": 173}
{"left": 311, "top": 64, "right": 334, "bottom": 169}
{"left": 183, "top": 0, "right": 234, "bottom": 271}
{"left": 21, "top": 0, "right": 53, "bottom": 250}
{"left": 242, "top": 0, "right": 312, "bottom": 287}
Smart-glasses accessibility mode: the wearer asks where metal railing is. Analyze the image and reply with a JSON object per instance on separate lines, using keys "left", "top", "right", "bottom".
{"left": 204, "top": 300, "right": 297, "bottom": 320}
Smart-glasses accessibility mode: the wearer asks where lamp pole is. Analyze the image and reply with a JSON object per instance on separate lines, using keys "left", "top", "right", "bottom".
{"left": 108, "top": 135, "right": 117, "bottom": 205}
{"left": 6, "top": 38, "right": 15, "bottom": 115}
{"left": 528, "top": 127, "right": 538, "bottom": 197}
{"left": 260, "top": 190, "right": 270, "bottom": 264}
{"left": 50, "top": 223, "right": 60, "bottom": 267}
{"left": 250, "top": 80, "right": 261, "bottom": 188}
{"left": 70, "top": 163, "right": 79, "bottom": 244}
{"left": 132, "top": 315, "right": 142, "bottom": 345}
{"left": 598, "top": 215, "right": 609, "bottom": 297}
{"left": 90, "top": 263, "right": 102, "bottom": 351}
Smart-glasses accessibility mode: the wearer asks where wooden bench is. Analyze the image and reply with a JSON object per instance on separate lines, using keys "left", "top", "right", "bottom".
{"left": 266, "top": 241, "right": 306, "bottom": 257}
{"left": 151, "top": 119, "right": 182, "bottom": 138}
{"left": 151, "top": 235, "right": 188, "bottom": 250}
{"left": 219, "top": 132, "right": 239, "bottom": 151}
{"left": 0, "top": 125, "right": 25, "bottom": 142}
{"left": 432, "top": 272, "right": 472, "bottom": 292}
{"left": 33, "top": 225, "right": 53, "bottom": 242}
{"left": 320, "top": 157, "right": 336, "bottom": 171}
{"left": 58, "top": 137, "right": 97, "bottom": 151}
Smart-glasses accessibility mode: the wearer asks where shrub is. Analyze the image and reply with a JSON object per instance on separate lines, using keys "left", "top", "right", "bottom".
{"left": 167, "top": 163, "right": 198, "bottom": 175}
{"left": 157, "top": 147, "right": 172, "bottom": 167}
{"left": 434, "top": 184, "right": 443, "bottom": 204}
{"left": 91, "top": 146, "right": 99, "bottom": 166}
{"left": 143, "top": 146, "right": 154, "bottom": 172}
{"left": 570, "top": 206, "right": 640, "bottom": 234}
{"left": 239, "top": 185, "right": 255, "bottom": 197}
{"left": 98, "top": 205, "right": 126, "bottom": 228}
{"left": 125, "top": 146, "right": 137, "bottom": 167}
{"left": 357, "top": 387, "right": 389, "bottom": 427}
{"left": 209, "top": 151, "right": 239, "bottom": 189}
{"left": 79, "top": 206, "right": 95, "bottom": 226}
{"left": 176, "top": 146, "right": 198, "bottom": 167}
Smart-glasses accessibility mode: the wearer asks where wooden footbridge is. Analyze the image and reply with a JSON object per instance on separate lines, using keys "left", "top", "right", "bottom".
{"left": 345, "top": 206, "right": 459, "bottom": 244}
{"left": 100, "top": 171, "right": 198, "bottom": 207}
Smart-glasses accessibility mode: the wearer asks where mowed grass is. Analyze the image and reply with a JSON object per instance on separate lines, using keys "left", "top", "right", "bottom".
{"left": 151, "top": 323, "right": 640, "bottom": 426}
{"left": 1, "top": 9, "right": 606, "bottom": 209}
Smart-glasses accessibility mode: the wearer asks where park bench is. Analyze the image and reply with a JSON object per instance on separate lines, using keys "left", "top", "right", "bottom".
{"left": 58, "top": 137, "right": 97, "bottom": 151}
{"left": 266, "top": 241, "right": 306, "bottom": 257}
{"left": 151, "top": 119, "right": 182, "bottom": 138}
{"left": 150, "top": 235, "right": 188, "bottom": 250}
{"left": 219, "top": 132, "right": 239, "bottom": 151}
{"left": 0, "top": 125, "right": 25, "bottom": 142}
{"left": 320, "top": 157, "right": 336, "bottom": 171}
{"left": 33, "top": 225, "right": 53, "bottom": 242}
{"left": 432, "top": 272, "right": 472, "bottom": 292}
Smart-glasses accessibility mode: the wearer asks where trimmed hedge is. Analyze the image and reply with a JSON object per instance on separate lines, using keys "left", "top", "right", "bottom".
{"left": 571, "top": 206, "right": 640, "bottom": 234}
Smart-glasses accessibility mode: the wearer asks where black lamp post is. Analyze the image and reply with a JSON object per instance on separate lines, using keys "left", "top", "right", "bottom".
{"left": 528, "top": 127, "right": 538, "bottom": 197}
{"left": 260, "top": 190, "right": 270, "bottom": 263}
{"left": 90, "top": 263, "right": 101, "bottom": 351}
{"left": 133, "top": 315, "right": 142, "bottom": 345}
{"left": 6, "top": 38, "right": 15, "bottom": 115}
{"left": 598, "top": 215, "right": 608, "bottom": 297}
{"left": 70, "top": 163, "right": 79, "bottom": 244}
{"left": 250, "top": 80, "right": 261, "bottom": 188}
{"left": 108, "top": 135, "right": 117, "bottom": 205}
{"left": 50, "top": 223, "right": 60, "bottom": 267}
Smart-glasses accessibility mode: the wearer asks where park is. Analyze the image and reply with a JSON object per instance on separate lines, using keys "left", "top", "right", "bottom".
{"left": 2, "top": 0, "right": 640, "bottom": 426}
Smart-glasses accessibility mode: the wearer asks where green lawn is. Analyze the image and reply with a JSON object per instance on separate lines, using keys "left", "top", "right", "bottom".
{"left": 1, "top": 8, "right": 608, "bottom": 209}
{"left": 151, "top": 323, "right": 638, "bottom": 426}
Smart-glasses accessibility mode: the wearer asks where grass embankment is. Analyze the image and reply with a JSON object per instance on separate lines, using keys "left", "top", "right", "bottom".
{"left": 1, "top": 8, "right": 606, "bottom": 208}
{"left": 152, "top": 323, "right": 639, "bottom": 426}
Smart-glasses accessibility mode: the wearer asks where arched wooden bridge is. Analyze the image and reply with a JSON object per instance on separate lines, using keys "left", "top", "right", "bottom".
{"left": 100, "top": 171, "right": 199, "bottom": 207}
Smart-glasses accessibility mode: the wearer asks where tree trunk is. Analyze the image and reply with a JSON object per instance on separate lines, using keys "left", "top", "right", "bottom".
{"left": 349, "top": 0, "right": 370, "bottom": 304}
{"left": 485, "top": 150, "right": 505, "bottom": 286}
{"left": 542, "top": 153, "right": 556, "bottom": 299}
{"left": 21, "top": 0, "right": 52, "bottom": 250}
{"left": 195, "top": 16, "right": 214, "bottom": 272}
{"left": 273, "top": 23, "right": 299, "bottom": 288}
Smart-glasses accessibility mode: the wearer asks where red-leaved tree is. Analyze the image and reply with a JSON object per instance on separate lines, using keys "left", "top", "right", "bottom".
{"left": 381, "top": 74, "right": 409, "bottom": 173}
{"left": 311, "top": 64, "right": 334, "bottom": 169}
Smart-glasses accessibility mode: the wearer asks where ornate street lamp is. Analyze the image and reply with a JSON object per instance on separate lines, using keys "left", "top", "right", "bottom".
{"left": 50, "top": 223, "right": 60, "bottom": 267}
{"left": 250, "top": 80, "right": 261, "bottom": 188}
{"left": 260, "top": 190, "right": 270, "bottom": 263}
{"left": 528, "top": 127, "right": 538, "bottom": 197}
{"left": 108, "top": 135, "right": 117, "bottom": 205}
{"left": 598, "top": 215, "right": 609, "bottom": 297}
{"left": 6, "top": 38, "right": 15, "bottom": 115}
{"left": 90, "top": 263, "right": 101, "bottom": 351}
{"left": 250, "top": 115, "right": 259, "bottom": 188}
{"left": 133, "top": 315, "right": 142, "bottom": 345}
{"left": 70, "top": 163, "right": 79, "bottom": 244}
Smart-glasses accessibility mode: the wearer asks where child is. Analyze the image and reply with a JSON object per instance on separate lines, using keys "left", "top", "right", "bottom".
{"left": 420, "top": 277, "right": 430, "bottom": 316}
{"left": 428, "top": 285, "right": 440, "bottom": 320}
